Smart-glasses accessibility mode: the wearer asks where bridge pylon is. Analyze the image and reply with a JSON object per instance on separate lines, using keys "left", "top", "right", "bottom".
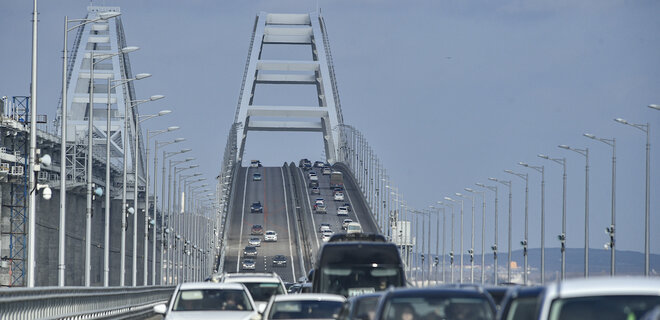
{"left": 233, "top": 12, "right": 345, "bottom": 164}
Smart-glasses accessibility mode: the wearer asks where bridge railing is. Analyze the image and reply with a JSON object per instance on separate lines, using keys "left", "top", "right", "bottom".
{"left": 215, "top": 123, "right": 240, "bottom": 273}
{"left": 0, "top": 286, "right": 174, "bottom": 320}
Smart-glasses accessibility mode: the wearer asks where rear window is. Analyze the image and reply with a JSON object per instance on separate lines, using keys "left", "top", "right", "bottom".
{"left": 382, "top": 296, "right": 493, "bottom": 320}
{"left": 548, "top": 295, "right": 660, "bottom": 320}
{"left": 242, "top": 282, "right": 286, "bottom": 302}
{"left": 173, "top": 289, "right": 253, "bottom": 311}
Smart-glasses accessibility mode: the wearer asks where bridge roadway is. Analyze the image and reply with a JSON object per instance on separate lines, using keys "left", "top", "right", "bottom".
{"left": 223, "top": 162, "right": 379, "bottom": 283}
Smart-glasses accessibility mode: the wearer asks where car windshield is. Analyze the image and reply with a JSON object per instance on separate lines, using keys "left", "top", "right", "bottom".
{"left": 548, "top": 295, "right": 660, "bottom": 320}
{"left": 268, "top": 300, "right": 344, "bottom": 319}
{"left": 382, "top": 296, "right": 494, "bottom": 320}
{"left": 172, "top": 288, "right": 254, "bottom": 312}
{"left": 242, "top": 282, "right": 286, "bottom": 302}
{"left": 320, "top": 264, "right": 402, "bottom": 297}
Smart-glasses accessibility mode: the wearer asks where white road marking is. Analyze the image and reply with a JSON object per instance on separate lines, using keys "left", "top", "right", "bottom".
{"left": 236, "top": 167, "right": 250, "bottom": 272}
{"left": 297, "top": 167, "right": 321, "bottom": 250}
{"left": 280, "top": 167, "right": 297, "bottom": 280}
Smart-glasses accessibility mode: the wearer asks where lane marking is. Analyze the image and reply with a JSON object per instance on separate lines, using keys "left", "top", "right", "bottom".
{"left": 343, "top": 183, "right": 362, "bottom": 227}
{"left": 280, "top": 167, "right": 297, "bottom": 280}
{"left": 297, "top": 167, "right": 321, "bottom": 250}
{"left": 236, "top": 167, "right": 250, "bottom": 272}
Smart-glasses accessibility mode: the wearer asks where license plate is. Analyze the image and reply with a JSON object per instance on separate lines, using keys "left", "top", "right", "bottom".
{"left": 348, "top": 287, "right": 376, "bottom": 297}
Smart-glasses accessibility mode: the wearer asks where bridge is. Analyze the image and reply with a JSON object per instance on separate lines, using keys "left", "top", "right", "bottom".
{"left": 0, "top": 4, "right": 657, "bottom": 319}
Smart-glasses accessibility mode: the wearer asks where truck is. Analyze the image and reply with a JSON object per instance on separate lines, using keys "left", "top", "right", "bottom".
{"left": 330, "top": 171, "right": 344, "bottom": 189}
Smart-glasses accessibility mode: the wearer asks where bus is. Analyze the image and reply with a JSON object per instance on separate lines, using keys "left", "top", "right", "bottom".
{"left": 312, "top": 233, "right": 406, "bottom": 297}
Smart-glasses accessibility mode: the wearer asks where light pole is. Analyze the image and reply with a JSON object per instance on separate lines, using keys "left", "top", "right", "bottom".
{"left": 519, "top": 162, "right": 545, "bottom": 283}
{"left": 465, "top": 188, "right": 485, "bottom": 284}
{"left": 164, "top": 154, "right": 193, "bottom": 283}
{"left": 172, "top": 164, "right": 199, "bottom": 282}
{"left": 104, "top": 73, "right": 151, "bottom": 287}
{"left": 437, "top": 203, "right": 446, "bottom": 284}
{"left": 132, "top": 110, "right": 170, "bottom": 286}
{"left": 181, "top": 176, "right": 204, "bottom": 282}
{"left": 559, "top": 144, "right": 589, "bottom": 278}
{"left": 429, "top": 205, "right": 441, "bottom": 285}
{"left": 59, "top": 9, "right": 121, "bottom": 288}
{"left": 504, "top": 169, "right": 528, "bottom": 285}
{"left": 155, "top": 140, "right": 185, "bottom": 285}
{"left": 476, "top": 182, "right": 498, "bottom": 285}
{"left": 584, "top": 133, "right": 616, "bottom": 277}
{"left": 145, "top": 127, "right": 179, "bottom": 285}
{"left": 443, "top": 198, "right": 457, "bottom": 283}
{"left": 489, "top": 177, "right": 512, "bottom": 283}
{"left": 538, "top": 154, "right": 567, "bottom": 280}
{"left": 455, "top": 192, "right": 474, "bottom": 283}
{"left": 87, "top": 47, "right": 139, "bottom": 287}
{"left": 121, "top": 94, "right": 163, "bottom": 286}
{"left": 614, "top": 118, "right": 650, "bottom": 276}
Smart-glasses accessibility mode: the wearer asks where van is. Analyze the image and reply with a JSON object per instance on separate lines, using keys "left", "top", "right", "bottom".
{"left": 346, "top": 222, "right": 362, "bottom": 234}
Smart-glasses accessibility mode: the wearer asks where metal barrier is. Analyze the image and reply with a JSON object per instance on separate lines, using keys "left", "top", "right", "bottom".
{"left": 0, "top": 286, "right": 174, "bottom": 320}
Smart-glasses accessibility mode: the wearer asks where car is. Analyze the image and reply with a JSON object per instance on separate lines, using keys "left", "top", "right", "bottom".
{"left": 484, "top": 285, "right": 512, "bottom": 308}
{"left": 153, "top": 282, "right": 259, "bottom": 319}
{"left": 250, "top": 201, "right": 263, "bottom": 213}
{"left": 264, "top": 230, "right": 278, "bottom": 242}
{"left": 334, "top": 192, "right": 345, "bottom": 201}
{"left": 314, "top": 204, "right": 327, "bottom": 214}
{"left": 250, "top": 160, "right": 261, "bottom": 168}
{"left": 309, "top": 180, "right": 319, "bottom": 188}
{"left": 343, "top": 203, "right": 352, "bottom": 212}
{"left": 322, "top": 167, "right": 332, "bottom": 175}
{"left": 346, "top": 222, "right": 362, "bottom": 234}
{"left": 251, "top": 224, "right": 263, "bottom": 235}
{"left": 252, "top": 172, "right": 262, "bottom": 181}
{"left": 218, "top": 272, "right": 288, "bottom": 311}
{"left": 308, "top": 171, "right": 317, "bottom": 178}
{"left": 272, "top": 255, "right": 287, "bottom": 267}
{"left": 315, "top": 198, "right": 325, "bottom": 206}
{"left": 497, "top": 286, "right": 543, "bottom": 320}
{"left": 243, "top": 246, "right": 258, "bottom": 257}
{"left": 537, "top": 277, "right": 660, "bottom": 320}
{"left": 262, "top": 293, "right": 346, "bottom": 320}
{"left": 336, "top": 292, "right": 383, "bottom": 320}
{"left": 321, "top": 230, "right": 334, "bottom": 242}
{"left": 309, "top": 173, "right": 319, "bottom": 182}
{"left": 337, "top": 206, "right": 349, "bottom": 216}
{"left": 248, "top": 237, "right": 261, "bottom": 247}
{"left": 373, "top": 287, "right": 496, "bottom": 320}
{"left": 342, "top": 219, "right": 354, "bottom": 230}
{"left": 311, "top": 187, "right": 321, "bottom": 195}
{"left": 299, "top": 158, "right": 311, "bottom": 168}
{"left": 319, "top": 223, "right": 331, "bottom": 232}
{"left": 314, "top": 161, "right": 326, "bottom": 168}
{"left": 242, "top": 258, "right": 256, "bottom": 270}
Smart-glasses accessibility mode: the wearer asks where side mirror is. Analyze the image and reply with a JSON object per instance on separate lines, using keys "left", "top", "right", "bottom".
{"left": 153, "top": 304, "right": 167, "bottom": 315}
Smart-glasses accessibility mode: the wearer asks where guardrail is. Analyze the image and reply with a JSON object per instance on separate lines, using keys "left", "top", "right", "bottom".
{"left": 0, "top": 286, "right": 174, "bottom": 320}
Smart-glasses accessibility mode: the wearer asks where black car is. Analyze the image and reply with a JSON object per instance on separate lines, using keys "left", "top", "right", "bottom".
{"left": 272, "top": 254, "right": 287, "bottom": 267}
{"left": 250, "top": 201, "right": 263, "bottom": 213}
{"left": 314, "top": 161, "right": 325, "bottom": 168}
{"left": 496, "top": 286, "right": 543, "bottom": 320}
{"left": 337, "top": 293, "right": 382, "bottom": 320}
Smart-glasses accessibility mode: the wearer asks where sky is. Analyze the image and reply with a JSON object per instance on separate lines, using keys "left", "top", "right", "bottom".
{"left": 1, "top": 0, "right": 659, "bottom": 259}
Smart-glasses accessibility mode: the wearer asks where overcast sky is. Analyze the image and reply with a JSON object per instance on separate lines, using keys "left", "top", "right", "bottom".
{"left": 1, "top": 0, "right": 659, "bottom": 259}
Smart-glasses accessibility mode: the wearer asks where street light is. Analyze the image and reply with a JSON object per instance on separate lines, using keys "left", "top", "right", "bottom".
{"left": 443, "top": 197, "right": 458, "bottom": 283}
{"left": 519, "top": 161, "right": 545, "bottom": 283}
{"left": 614, "top": 117, "right": 650, "bottom": 276}
{"left": 455, "top": 192, "right": 474, "bottom": 283}
{"left": 538, "top": 154, "right": 567, "bottom": 280}
{"left": 476, "top": 182, "right": 498, "bottom": 285}
{"left": 145, "top": 127, "right": 179, "bottom": 285}
{"left": 465, "top": 187, "right": 486, "bottom": 284}
{"left": 504, "top": 169, "right": 528, "bottom": 285}
{"left": 583, "top": 133, "right": 616, "bottom": 276}
{"left": 87, "top": 46, "right": 139, "bottom": 287}
{"left": 58, "top": 9, "right": 121, "bottom": 288}
{"left": 559, "top": 144, "right": 589, "bottom": 278}
{"left": 164, "top": 153, "right": 193, "bottom": 284}
{"left": 489, "top": 177, "right": 512, "bottom": 283}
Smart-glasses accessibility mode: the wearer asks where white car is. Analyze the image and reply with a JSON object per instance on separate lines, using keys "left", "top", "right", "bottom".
{"left": 264, "top": 230, "right": 278, "bottom": 242}
{"left": 342, "top": 219, "right": 353, "bottom": 230}
{"left": 153, "top": 282, "right": 260, "bottom": 320}
{"left": 337, "top": 206, "right": 349, "bottom": 216}
{"left": 242, "top": 258, "right": 256, "bottom": 270}
{"left": 262, "top": 293, "right": 346, "bottom": 320}
{"left": 319, "top": 223, "right": 331, "bottom": 232}
{"left": 219, "top": 273, "right": 288, "bottom": 312}
{"left": 538, "top": 277, "right": 660, "bottom": 320}
{"left": 309, "top": 173, "right": 319, "bottom": 181}
{"left": 334, "top": 192, "right": 344, "bottom": 201}
{"left": 248, "top": 237, "right": 261, "bottom": 247}
{"left": 346, "top": 222, "right": 362, "bottom": 234}
{"left": 321, "top": 230, "right": 334, "bottom": 242}
{"left": 315, "top": 198, "right": 325, "bottom": 206}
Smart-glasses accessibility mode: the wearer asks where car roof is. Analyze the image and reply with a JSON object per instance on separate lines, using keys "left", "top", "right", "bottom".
{"left": 272, "top": 293, "right": 346, "bottom": 303}
{"left": 547, "top": 277, "right": 660, "bottom": 298}
{"left": 178, "top": 282, "right": 246, "bottom": 290}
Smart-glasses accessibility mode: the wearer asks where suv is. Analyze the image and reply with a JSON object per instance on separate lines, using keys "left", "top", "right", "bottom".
{"left": 250, "top": 201, "right": 263, "bottom": 213}
{"left": 218, "top": 273, "right": 288, "bottom": 310}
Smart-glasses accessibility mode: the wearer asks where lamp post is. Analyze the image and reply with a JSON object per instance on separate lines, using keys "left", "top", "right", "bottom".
{"left": 538, "top": 154, "right": 567, "bottom": 280}
{"left": 465, "top": 188, "right": 485, "bottom": 284}
{"left": 59, "top": 9, "right": 121, "bottom": 288}
{"left": 489, "top": 177, "right": 512, "bottom": 283}
{"left": 87, "top": 46, "right": 139, "bottom": 287}
{"left": 155, "top": 140, "right": 185, "bottom": 285}
{"left": 583, "top": 133, "right": 616, "bottom": 276}
{"left": 476, "top": 182, "right": 498, "bottom": 285}
{"left": 614, "top": 118, "right": 650, "bottom": 276}
{"left": 180, "top": 176, "right": 204, "bottom": 282}
{"left": 436, "top": 202, "right": 447, "bottom": 284}
{"left": 103, "top": 74, "right": 151, "bottom": 287}
{"left": 132, "top": 110, "right": 170, "bottom": 286}
{"left": 172, "top": 164, "right": 199, "bottom": 282}
{"left": 504, "top": 169, "right": 528, "bottom": 285}
{"left": 164, "top": 154, "right": 193, "bottom": 283}
{"left": 121, "top": 94, "right": 163, "bottom": 286}
{"left": 145, "top": 127, "right": 179, "bottom": 285}
{"left": 443, "top": 198, "right": 457, "bottom": 283}
{"left": 519, "top": 162, "right": 545, "bottom": 283}
{"left": 455, "top": 192, "right": 474, "bottom": 283}
{"left": 559, "top": 144, "right": 589, "bottom": 278}
{"left": 429, "top": 205, "right": 441, "bottom": 285}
